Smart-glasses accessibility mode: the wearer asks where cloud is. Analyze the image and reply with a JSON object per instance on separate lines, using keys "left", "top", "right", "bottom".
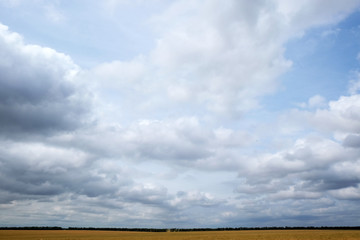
{"left": 296, "top": 95, "right": 327, "bottom": 109}
{"left": 349, "top": 71, "right": 360, "bottom": 94}
{"left": 148, "top": 0, "right": 292, "bottom": 115}
{"left": 225, "top": 89, "right": 360, "bottom": 225}
{"left": 49, "top": 117, "right": 257, "bottom": 175}
{"left": 290, "top": 94, "right": 360, "bottom": 134}
{"left": 329, "top": 186, "right": 360, "bottom": 200}
{"left": 170, "top": 190, "right": 224, "bottom": 209}
{"left": 0, "top": 140, "right": 94, "bottom": 198}
{"left": 44, "top": 4, "right": 66, "bottom": 23}
{"left": 147, "top": 0, "right": 360, "bottom": 116}
{"left": 0, "top": 139, "right": 169, "bottom": 206}
{"left": 232, "top": 92, "right": 360, "bottom": 216}
{"left": 0, "top": 137, "right": 229, "bottom": 227}
{"left": 92, "top": 59, "right": 146, "bottom": 89}
{"left": 308, "top": 95, "right": 327, "bottom": 108}
{"left": 0, "top": 23, "right": 92, "bottom": 136}
{"left": 91, "top": 0, "right": 360, "bottom": 118}
{"left": 86, "top": 0, "right": 296, "bottom": 117}
{"left": 343, "top": 134, "right": 360, "bottom": 148}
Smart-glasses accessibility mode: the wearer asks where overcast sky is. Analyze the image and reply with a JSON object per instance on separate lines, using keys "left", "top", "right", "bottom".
{"left": 1, "top": 0, "right": 360, "bottom": 228}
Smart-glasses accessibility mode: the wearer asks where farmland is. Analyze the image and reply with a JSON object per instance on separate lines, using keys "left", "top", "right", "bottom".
{"left": 0, "top": 230, "right": 359, "bottom": 240}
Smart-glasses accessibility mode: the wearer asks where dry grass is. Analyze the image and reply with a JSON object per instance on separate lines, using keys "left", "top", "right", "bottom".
{"left": 0, "top": 229, "right": 359, "bottom": 240}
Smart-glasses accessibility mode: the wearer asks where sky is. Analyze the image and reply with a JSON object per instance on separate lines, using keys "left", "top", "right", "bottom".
{"left": 0, "top": 0, "right": 360, "bottom": 228}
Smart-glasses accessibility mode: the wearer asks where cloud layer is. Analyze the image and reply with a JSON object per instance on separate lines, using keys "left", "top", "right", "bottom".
{"left": 0, "top": 0, "right": 360, "bottom": 228}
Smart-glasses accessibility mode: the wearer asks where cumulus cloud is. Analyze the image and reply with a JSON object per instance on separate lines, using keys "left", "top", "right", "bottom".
{"left": 148, "top": 0, "right": 293, "bottom": 115}
{"left": 289, "top": 94, "right": 360, "bottom": 134}
{"left": 226, "top": 86, "right": 360, "bottom": 225}
{"left": 0, "top": 23, "right": 92, "bottom": 135}
{"left": 89, "top": 0, "right": 360, "bottom": 118}
{"left": 87, "top": 1, "right": 292, "bottom": 117}
{"left": 235, "top": 135, "right": 358, "bottom": 190}
{"left": 148, "top": 0, "right": 359, "bottom": 115}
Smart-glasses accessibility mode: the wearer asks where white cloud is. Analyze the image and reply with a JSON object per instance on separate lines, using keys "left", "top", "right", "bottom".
{"left": 149, "top": 0, "right": 293, "bottom": 115}
{"left": 297, "top": 95, "right": 327, "bottom": 109}
{"left": 287, "top": 94, "right": 360, "bottom": 136}
{"left": 321, "top": 28, "right": 340, "bottom": 38}
{"left": 329, "top": 186, "right": 360, "bottom": 200}
{"left": 91, "top": 58, "right": 146, "bottom": 89}
{"left": 92, "top": 0, "right": 360, "bottom": 118}
{"left": 308, "top": 95, "right": 326, "bottom": 108}
{"left": 0, "top": 141, "right": 90, "bottom": 171}
{"left": 275, "top": 0, "right": 360, "bottom": 31}
{"left": 271, "top": 186, "right": 322, "bottom": 200}
{"left": 309, "top": 95, "right": 360, "bottom": 133}
{"left": 349, "top": 71, "right": 360, "bottom": 94}
{"left": 170, "top": 191, "right": 223, "bottom": 209}
{"left": 44, "top": 4, "right": 66, "bottom": 23}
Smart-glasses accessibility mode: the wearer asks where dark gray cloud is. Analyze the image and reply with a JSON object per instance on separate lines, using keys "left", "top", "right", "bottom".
{"left": 343, "top": 134, "right": 360, "bottom": 148}
{"left": 0, "top": 138, "right": 233, "bottom": 227}
{"left": 0, "top": 142, "right": 131, "bottom": 201}
{"left": 0, "top": 24, "right": 92, "bottom": 135}
{"left": 299, "top": 171, "right": 360, "bottom": 192}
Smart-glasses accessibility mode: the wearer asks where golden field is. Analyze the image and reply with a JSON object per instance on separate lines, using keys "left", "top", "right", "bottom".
{"left": 0, "top": 230, "right": 360, "bottom": 240}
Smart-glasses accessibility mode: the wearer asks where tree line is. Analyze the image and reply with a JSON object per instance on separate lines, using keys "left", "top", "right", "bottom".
{"left": 1, "top": 226, "right": 359, "bottom": 231}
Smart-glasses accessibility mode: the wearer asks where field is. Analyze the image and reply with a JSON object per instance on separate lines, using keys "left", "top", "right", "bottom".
{"left": 0, "top": 230, "right": 360, "bottom": 240}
